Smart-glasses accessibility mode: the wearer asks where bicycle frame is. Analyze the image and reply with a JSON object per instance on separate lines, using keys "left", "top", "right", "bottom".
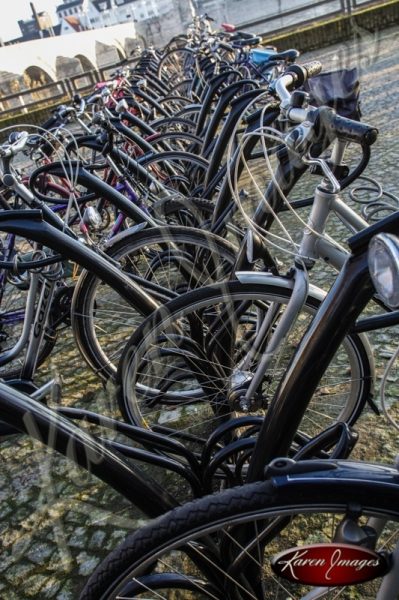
{"left": 0, "top": 380, "right": 177, "bottom": 516}
{"left": 247, "top": 209, "right": 399, "bottom": 481}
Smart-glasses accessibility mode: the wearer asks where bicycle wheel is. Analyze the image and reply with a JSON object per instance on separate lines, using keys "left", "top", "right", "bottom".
{"left": 0, "top": 235, "right": 57, "bottom": 380}
{"left": 80, "top": 466, "right": 399, "bottom": 599}
{"left": 158, "top": 48, "right": 196, "bottom": 85}
{"left": 137, "top": 150, "right": 209, "bottom": 197}
{"left": 72, "top": 227, "right": 237, "bottom": 380}
{"left": 0, "top": 278, "right": 56, "bottom": 380}
{"left": 118, "top": 281, "right": 371, "bottom": 440}
{"left": 151, "top": 196, "right": 215, "bottom": 228}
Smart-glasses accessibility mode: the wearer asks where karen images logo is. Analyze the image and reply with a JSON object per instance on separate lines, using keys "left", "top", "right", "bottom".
{"left": 271, "top": 543, "right": 390, "bottom": 586}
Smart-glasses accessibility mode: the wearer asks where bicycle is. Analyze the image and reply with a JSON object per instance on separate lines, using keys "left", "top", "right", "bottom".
{"left": 0, "top": 171, "right": 396, "bottom": 599}
{"left": 79, "top": 202, "right": 399, "bottom": 600}
{"left": 0, "top": 89, "right": 398, "bottom": 597}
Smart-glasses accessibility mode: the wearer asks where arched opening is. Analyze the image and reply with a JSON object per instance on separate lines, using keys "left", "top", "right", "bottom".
{"left": 75, "top": 54, "right": 96, "bottom": 74}
{"left": 55, "top": 56, "right": 83, "bottom": 81}
{"left": 114, "top": 43, "right": 126, "bottom": 63}
{"left": 23, "top": 66, "right": 53, "bottom": 89}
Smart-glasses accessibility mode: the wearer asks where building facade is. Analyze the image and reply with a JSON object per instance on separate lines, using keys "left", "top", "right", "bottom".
{"left": 56, "top": 0, "right": 162, "bottom": 35}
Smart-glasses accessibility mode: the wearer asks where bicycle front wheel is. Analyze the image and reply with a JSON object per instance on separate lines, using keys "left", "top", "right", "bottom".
{"left": 72, "top": 227, "right": 237, "bottom": 380}
{"left": 79, "top": 465, "right": 399, "bottom": 599}
{"left": 118, "top": 281, "right": 372, "bottom": 440}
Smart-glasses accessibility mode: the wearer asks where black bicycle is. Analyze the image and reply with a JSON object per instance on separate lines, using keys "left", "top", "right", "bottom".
{"left": 79, "top": 199, "right": 399, "bottom": 600}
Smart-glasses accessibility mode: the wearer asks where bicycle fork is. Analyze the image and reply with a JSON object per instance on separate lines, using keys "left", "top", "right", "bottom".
{"left": 237, "top": 265, "right": 309, "bottom": 411}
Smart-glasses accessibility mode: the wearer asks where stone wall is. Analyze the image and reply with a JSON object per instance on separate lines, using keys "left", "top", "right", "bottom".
{"left": 262, "top": 0, "right": 399, "bottom": 52}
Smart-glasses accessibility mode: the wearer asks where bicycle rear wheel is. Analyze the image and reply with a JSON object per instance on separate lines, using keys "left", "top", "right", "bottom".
{"left": 118, "top": 281, "right": 372, "bottom": 441}
{"left": 79, "top": 464, "right": 399, "bottom": 599}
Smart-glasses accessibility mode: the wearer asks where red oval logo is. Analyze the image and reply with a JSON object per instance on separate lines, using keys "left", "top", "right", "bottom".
{"left": 271, "top": 543, "right": 390, "bottom": 586}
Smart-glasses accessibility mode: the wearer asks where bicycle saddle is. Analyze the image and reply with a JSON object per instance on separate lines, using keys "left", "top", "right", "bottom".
{"left": 251, "top": 48, "right": 300, "bottom": 64}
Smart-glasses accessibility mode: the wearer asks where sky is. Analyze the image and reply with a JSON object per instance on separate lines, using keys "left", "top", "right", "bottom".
{"left": 0, "top": 0, "right": 59, "bottom": 42}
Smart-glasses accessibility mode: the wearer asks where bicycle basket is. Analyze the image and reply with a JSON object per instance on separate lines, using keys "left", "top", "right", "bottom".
{"left": 303, "top": 67, "right": 361, "bottom": 121}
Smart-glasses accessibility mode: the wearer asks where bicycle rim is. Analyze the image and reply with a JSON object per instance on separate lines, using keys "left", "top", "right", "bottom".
{"left": 119, "top": 281, "right": 370, "bottom": 441}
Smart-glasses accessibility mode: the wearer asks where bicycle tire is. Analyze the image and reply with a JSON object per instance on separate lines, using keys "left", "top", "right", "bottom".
{"left": 137, "top": 150, "right": 209, "bottom": 197}
{"left": 150, "top": 116, "right": 198, "bottom": 134}
{"left": 163, "top": 35, "right": 189, "bottom": 52}
{"left": 72, "top": 226, "right": 237, "bottom": 380}
{"left": 146, "top": 131, "right": 202, "bottom": 154}
{"left": 151, "top": 195, "right": 215, "bottom": 227}
{"left": 157, "top": 95, "right": 194, "bottom": 111}
{"left": 118, "top": 280, "right": 372, "bottom": 441}
{"left": 157, "top": 48, "right": 196, "bottom": 85}
{"left": 0, "top": 235, "right": 58, "bottom": 380}
{"left": 79, "top": 465, "right": 399, "bottom": 599}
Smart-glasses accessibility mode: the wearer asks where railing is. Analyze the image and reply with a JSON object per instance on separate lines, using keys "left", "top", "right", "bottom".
{"left": 236, "top": 0, "right": 380, "bottom": 34}
{"left": 0, "top": 58, "right": 138, "bottom": 120}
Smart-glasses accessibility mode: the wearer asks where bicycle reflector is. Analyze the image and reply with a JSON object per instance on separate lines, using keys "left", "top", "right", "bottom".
{"left": 368, "top": 233, "right": 399, "bottom": 308}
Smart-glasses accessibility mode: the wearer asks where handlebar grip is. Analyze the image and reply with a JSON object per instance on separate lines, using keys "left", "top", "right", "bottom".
{"left": 318, "top": 108, "right": 378, "bottom": 146}
{"left": 331, "top": 113, "right": 378, "bottom": 145}
{"left": 234, "top": 30, "right": 255, "bottom": 40}
{"left": 219, "top": 41, "right": 234, "bottom": 52}
{"left": 284, "top": 61, "right": 323, "bottom": 88}
{"left": 41, "top": 114, "right": 61, "bottom": 130}
{"left": 58, "top": 106, "right": 75, "bottom": 119}
{"left": 302, "top": 61, "right": 323, "bottom": 80}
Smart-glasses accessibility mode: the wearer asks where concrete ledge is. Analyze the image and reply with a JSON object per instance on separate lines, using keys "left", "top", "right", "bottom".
{"left": 262, "top": 0, "right": 399, "bottom": 52}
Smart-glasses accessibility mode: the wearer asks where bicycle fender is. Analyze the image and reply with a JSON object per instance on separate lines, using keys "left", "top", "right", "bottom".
{"left": 235, "top": 271, "right": 326, "bottom": 302}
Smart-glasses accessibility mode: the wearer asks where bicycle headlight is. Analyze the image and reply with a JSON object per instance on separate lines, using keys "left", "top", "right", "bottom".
{"left": 368, "top": 233, "right": 399, "bottom": 308}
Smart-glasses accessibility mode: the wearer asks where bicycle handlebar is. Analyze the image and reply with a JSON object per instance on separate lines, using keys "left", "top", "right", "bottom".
{"left": 275, "top": 62, "right": 378, "bottom": 146}
{"left": 276, "top": 61, "right": 323, "bottom": 97}
{"left": 0, "top": 131, "right": 29, "bottom": 157}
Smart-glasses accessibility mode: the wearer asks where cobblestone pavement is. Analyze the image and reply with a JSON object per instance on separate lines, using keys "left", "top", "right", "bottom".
{"left": 1, "top": 24, "right": 399, "bottom": 599}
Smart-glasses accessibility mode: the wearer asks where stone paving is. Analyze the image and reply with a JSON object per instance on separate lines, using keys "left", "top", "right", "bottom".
{"left": 1, "top": 24, "right": 399, "bottom": 599}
